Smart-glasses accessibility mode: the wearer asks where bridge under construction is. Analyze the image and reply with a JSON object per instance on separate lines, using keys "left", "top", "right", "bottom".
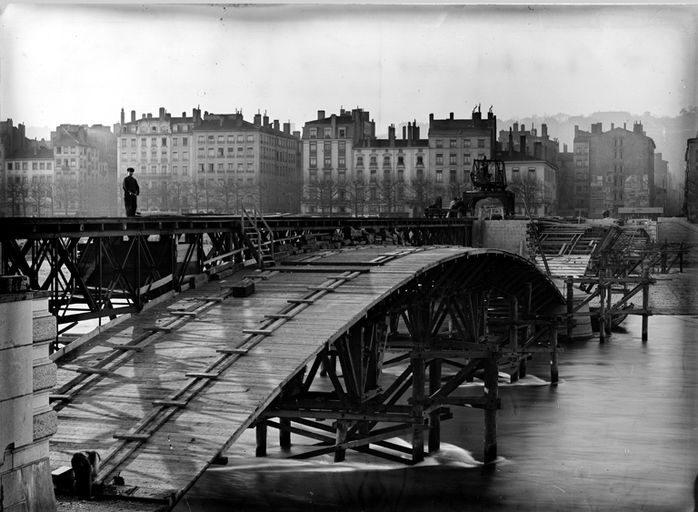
{"left": 2, "top": 213, "right": 676, "bottom": 511}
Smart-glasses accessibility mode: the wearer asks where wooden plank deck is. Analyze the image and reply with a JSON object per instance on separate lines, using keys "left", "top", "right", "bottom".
{"left": 51, "top": 245, "right": 473, "bottom": 507}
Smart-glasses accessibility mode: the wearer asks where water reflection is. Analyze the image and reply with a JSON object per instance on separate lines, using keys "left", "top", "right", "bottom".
{"left": 177, "top": 316, "right": 698, "bottom": 511}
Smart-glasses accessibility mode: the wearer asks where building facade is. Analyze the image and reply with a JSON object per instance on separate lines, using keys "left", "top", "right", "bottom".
{"left": 3, "top": 142, "right": 54, "bottom": 216}
{"left": 352, "top": 123, "right": 429, "bottom": 216}
{"left": 428, "top": 106, "right": 498, "bottom": 203}
{"left": 51, "top": 125, "right": 114, "bottom": 216}
{"left": 301, "top": 108, "right": 376, "bottom": 215}
{"left": 574, "top": 122, "right": 656, "bottom": 218}
{"left": 117, "top": 107, "right": 301, "bottom": 214}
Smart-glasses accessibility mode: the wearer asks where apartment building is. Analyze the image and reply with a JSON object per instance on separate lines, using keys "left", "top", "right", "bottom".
{"left": 497, "top": 130, "right": 559, "bottom": 216}
{"left": 118, "top": 107, "right": 301, "bottom": 214}
{"left": 427, "top": 106, "right": 497, "bottom": 202}
{"left": 3, "top": 141, "right": 54, "bottom": 216}
{"left": 51, "top": 125, "right": 113, "bottom": 216}
{"left": 574, "top": 122, "right": 656, "bottom": 218}
{"left": 301, "top": 108, "right": 375, "bottom": 215}
{"left": 352, "top": 122, "right": 429, "bottom": 216}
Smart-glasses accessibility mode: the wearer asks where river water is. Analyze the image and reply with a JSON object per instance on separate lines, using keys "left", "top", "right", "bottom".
{"left": 175, "top": 315, "right": 698, "bottom": 512}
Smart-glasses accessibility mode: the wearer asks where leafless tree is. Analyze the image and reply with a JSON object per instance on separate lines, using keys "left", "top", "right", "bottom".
{"left": 509, "top": 171, "right": 543, "bottom": 216}
{"left": 28, "top": 177, "right": 51, "bottom": 216}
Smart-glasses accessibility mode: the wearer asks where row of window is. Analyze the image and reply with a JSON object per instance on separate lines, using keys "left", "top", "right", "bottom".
{"left": 434, "top": 138, "right": 486, "bottom": 149}
{"left": 306, "top": 167, "right": 475, "bottom": 184}
{"left": 120, "top": 137, "right": 190, "bottom": 148}
{"left": 197, "top": 163, "right": 255, "bottom": 174}
{"left": 308, "top": 126, "right": 348, "bottom": 139}
{"left": 133, "top": 164, "right": 190, "bottom": 175}
{"left": 6, "top": 161, "right": 54, "bottom": 171}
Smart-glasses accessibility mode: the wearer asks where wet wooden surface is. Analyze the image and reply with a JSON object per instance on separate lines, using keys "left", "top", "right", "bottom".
{"left": 51, "top": 246, "right": 472, "bottom": 506}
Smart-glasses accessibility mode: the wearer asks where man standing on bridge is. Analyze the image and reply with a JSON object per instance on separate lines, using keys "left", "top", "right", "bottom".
{"left": 122, "top": 167, "right": 139, "bottom": 216}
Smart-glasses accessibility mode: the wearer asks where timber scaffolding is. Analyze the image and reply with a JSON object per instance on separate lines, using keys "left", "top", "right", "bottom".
{"left": 527, "top": 220, "right": 690, "bottom": 342}
{"left": 45, "top": 246, "right": 564, "bottom": 510}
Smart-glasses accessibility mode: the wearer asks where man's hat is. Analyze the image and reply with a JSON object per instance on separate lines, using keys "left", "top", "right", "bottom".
{"left": 127, "top": 167, "right": 135, "bottom": 173}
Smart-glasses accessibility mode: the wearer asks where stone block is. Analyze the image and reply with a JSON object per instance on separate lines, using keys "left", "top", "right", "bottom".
{"left": 31, "top": 312, "right": 55, "bottom": 344}
{"left": 0, "top": 300, "right": 32, "bottom": 351}
{"left": 0, "top": 345, "right": 33, "bottom": 401}
{"left": 1, "top": 468, "right": 24, "bottom": 509}
{"left": 21, "top": 458, "right": 56, "bottom": 512}
{"left": 32, "top": 411, "right": 57, "bottom": 442}
{"left": 0, "top": 395, "right": 33, "bottom": 457}
{"left": 32, "top": 363, "right": 57, "bottom": 393}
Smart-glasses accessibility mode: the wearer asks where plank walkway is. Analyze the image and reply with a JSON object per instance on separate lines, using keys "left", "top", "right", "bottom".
{"left": 51, "top": 245, "right": 475, "bottom": 509}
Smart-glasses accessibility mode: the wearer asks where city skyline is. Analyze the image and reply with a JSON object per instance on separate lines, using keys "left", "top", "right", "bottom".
{"left": 1, "top": 3, "right": 696, "bottom": 142}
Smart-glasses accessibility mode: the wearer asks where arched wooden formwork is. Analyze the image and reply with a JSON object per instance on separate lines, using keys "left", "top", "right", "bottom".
{"left": 258, "top": 248, "right": 565, "bottom": 465}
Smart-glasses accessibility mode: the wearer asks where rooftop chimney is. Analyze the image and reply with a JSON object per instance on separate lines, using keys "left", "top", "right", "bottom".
{"left": 520, "top": 134, "right": 526, "bottom": 155}
{"left": 159, "top": 107, "right": 165, "bottom": 120}
{"left": 508, "top": 128, "right": 514, "bottom": 154}
{"left": 449, "top": 112, "right": 454, "bottom": 120}
{"left": 131, "top": 110, "right": 136, "bottom": 122}
{"left": 274, "top": 119, "right": 280, "bottom": 131}
{"left": 388, "top": 124, "right": 396, "bottom": 146}
{"left": 283, "top": 122, "right": 291, "bottom": 134}
{"left": 534, "top": 141, "right": 542, "bottom": 158}
{"left": 402, "top": 125, "right": 407, "bottom": 140}
{"left": 542, "top": 123, "right": 548, "bottom": 138}
{"left": 120, "top": 108, "right": 125, "bottom": 125}
{"left": 254, "top": 113, "right": 262, "bottom": 126}
{"left": 318, "top": 110, "right": 325, "bottom": 120}
{"left": 263, "top": 114, "right": 269, "bottom": 127}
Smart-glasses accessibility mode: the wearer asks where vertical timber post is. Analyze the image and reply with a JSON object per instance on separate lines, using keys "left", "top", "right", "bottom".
{"left": 509, "top": 297, "right": 520, "bottom": 383}
{"left": 642, "top": 263, "right": 650, "bottom": 342}
{"left": 279, "top": 418, "right": 291, "bottom": 449}
{"left": 550, "top": 322, "right": 559, "bottom": 385}
{"left": 255, "top": 420, "right": 267, "bottom": 457}
{"left": 566, "top": 276, "right": 574, "bottom": 341}
{"left": 334, "top": 420, "right": 348, "bottom": 462}
{"left": 428, "top": 357, "right": 442, "bottom": 453}
{"left": 605, "top": 275, "right": 613, "bottom": 337}
{"left": 482, "top": 291, "right": 498, "bottom": 465}
{"left": 410, "top": 300, "right": 428, "bottom": 464}
{"left": 483, "top": 355, "right": 498, "bottom": 464}
{"left": 598, "top": 277, "right": 606, "bottom": 343}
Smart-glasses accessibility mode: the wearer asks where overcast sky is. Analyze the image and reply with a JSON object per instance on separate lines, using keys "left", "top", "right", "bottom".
{"left": 1, "top": 3, "right": 696, "bottom": 139}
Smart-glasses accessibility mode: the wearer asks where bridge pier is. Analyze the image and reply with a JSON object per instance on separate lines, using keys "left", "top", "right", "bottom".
{"left": 0, "top": 276, "right": 57, "bottom": 512}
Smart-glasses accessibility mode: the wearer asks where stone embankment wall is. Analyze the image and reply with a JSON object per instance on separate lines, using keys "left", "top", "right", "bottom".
{"left": 472, "top": 220, "right": 530, "bottom": 256}
{"left": 656, "top": 217, "right": 698, "bottom": 265}
{"left": 0, "top": 276, "right": 57, "bottom": 512}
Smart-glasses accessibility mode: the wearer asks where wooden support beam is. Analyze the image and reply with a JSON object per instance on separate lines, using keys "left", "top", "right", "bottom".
{"left": 279, "top": 418, "right": 291, "bottom": 449}
{"left": 550, "top": 324, "right": 559, "bottom": 385}
{"left": 256, "top": 421, "right": 267, "bottom": 457}
{"left": 428, "top": 358, "right": 442, "bottom": 453}
{"left": 216, "top": 347, "right": 249, "bottom": 355}
{"left": 113, "top": 432, "right": 151, "bottom": 441}
{"left": 152, "top": 400, "right": 188, "bottom": 408}
{"left": 185, "top": 372, "right": 219, "bottom": 379}
{"left": 641, "top": 265, "right": 650, "bottom": 342}
{"left": 242, "top": 328, "right": 274, "bottom": 336}
{"left": 75, "top": 366, "right": 116, "bottom": 377}
{"left": 334, "top": 421, "right": 349, "bottom": 462}
{"left": 483, "top": 355, "right": 498, "bottom": 465}
{"left": 287, "top": 298, "right": 315, "bottom": 304}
